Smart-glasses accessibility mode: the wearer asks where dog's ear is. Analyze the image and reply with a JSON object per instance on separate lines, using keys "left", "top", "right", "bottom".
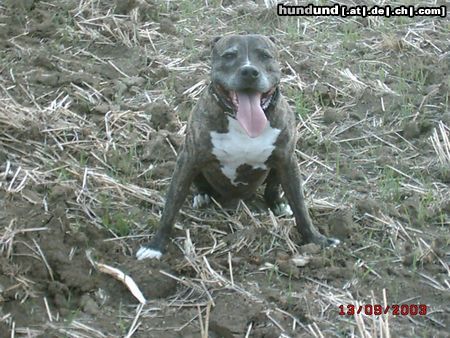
{"left": 210, "top": 36, "right": 222, "bottom": 49}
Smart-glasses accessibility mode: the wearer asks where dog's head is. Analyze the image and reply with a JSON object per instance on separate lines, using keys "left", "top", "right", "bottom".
{"left": 210, "top": 34, "right": 281, "bottom": 137}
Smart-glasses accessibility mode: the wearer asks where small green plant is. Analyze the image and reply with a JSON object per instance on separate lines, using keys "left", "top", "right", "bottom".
{"left": 267, "top": 264, "right": 281, "bottom": 284}
{"left": 57, "top": 168, "right": 72, "bottom": 180}
{"left": 65, "top": 307, "right": 81, "bottom": 326}
{"left": 341, "top": 22, "right": 360, "bottom": 44}
{"left": 321, "top": 138, "right": 337, "bottom": 165}
{"left": 417, "top": 191, "right": 434, "bottom": 224}
{"left": 380, "top": 167, "right": 402, "bottom": 202}
{"left": 78, "top": 150, "right": 89, "bottom": 166}
{"left": 106, "top": 146, "right": 141, "bottom": 180}
{"left": 283, "top": 276, "right": 297, "bottom": 310}
{"left": 177, "top": 0, "right": 199, "bottom": 18}
{"left": 294, "top": 91, "right": 311, "bottom": 119}
{"left": 393, "top": 76, "right": 410, "bottom": 97}
{"left": 397, "top": 59, "right": 428, "bottom": 92}
{"left": 102, "top": 211, "right": 131, "bottom": 237}
{"left": 117, "top": 302, "right": 128, "bottom": 333}
{"left": 439, "top": 212, "right": 446, "bottom": 227}
{"left": 397, "top": 100, "right": 415, "bottom": 118}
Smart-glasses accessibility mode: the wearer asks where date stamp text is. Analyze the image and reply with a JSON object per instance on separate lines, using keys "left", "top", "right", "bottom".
{"left": 339, "top": 304, "right": 428, "bottom": 316}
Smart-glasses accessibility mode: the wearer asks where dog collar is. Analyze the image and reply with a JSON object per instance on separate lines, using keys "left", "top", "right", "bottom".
{"left": 209, "top": 84, "right": 280, "bottom": 118}
{"left": 209, "top": 84, "right": 234, "bottom": 116}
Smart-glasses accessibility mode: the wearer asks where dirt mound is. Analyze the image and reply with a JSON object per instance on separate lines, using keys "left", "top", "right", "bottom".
{"left": 0, "top": 191, "right": 177, "bottom": 332}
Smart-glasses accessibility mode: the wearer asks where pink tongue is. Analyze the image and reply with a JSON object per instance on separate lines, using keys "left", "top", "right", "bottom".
{"left": 236, "top": 92, "right": 267, "bottom": 138}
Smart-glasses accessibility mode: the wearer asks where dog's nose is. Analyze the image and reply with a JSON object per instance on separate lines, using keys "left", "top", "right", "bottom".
{"left": 240, "top": 65, "right": 260, "bottom": 80}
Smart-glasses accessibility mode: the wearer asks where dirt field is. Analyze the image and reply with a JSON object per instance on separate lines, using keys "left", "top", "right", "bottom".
{"left": 0, "top": 0, "right": 449, "bottom": 337}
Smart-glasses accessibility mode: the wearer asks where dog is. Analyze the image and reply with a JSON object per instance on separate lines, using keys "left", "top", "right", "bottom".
{"left": 137, "top": 34, "right": 339, "bottom": 260}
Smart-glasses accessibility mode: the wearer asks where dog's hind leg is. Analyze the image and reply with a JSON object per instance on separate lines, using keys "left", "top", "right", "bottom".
{"left": 192, "top": 173, "right": 215, "bottom": 209}
{"left": 264, "top": 169, "right": 293, "bottom": 216}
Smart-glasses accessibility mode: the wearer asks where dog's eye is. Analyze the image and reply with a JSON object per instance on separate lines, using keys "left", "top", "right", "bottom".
{"left": 222, "top": 51, "right": 237, "bottom": 60}
{"left": 259, "top": 51, "right": 273, "bottom": 59}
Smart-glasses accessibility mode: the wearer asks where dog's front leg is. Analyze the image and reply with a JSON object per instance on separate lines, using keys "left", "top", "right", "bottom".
{"left": 137, "top": 148, "right": 198, "bottom": 259}
{"left": 279, "top": 155, "right": 340, "bottom": 247}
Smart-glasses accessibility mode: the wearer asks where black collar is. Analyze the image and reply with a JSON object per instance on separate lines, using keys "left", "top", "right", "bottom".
{"left": 209, "top": 83, "right": 280, "bottom": 118}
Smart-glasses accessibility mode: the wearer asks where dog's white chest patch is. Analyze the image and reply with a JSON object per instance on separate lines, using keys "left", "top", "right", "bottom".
{"left": 210, "top": 117, "right": 280, "bottom": 186}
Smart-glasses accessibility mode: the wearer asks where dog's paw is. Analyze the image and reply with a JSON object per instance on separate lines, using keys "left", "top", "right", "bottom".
{"left": 272, "top": 203, "right": 293, "bottom": 217}
{"left": 328, "top": 237, "right": 341, "bottom": 247}
{"left": 136, "top": 247, "right": 162, "bottom": 260}
{"left": 192, "top": 193, "right": 211, "bottom": 209}
{"left": 312, "top": 235, "right": 340, "bottom": 248}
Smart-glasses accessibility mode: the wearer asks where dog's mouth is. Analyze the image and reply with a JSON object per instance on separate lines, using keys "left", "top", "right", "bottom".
{"left": 214, "top": 85, "right": 276, "bottom": 138}
{"left": 228, "top": 87, "right": 276, "bottom": 111}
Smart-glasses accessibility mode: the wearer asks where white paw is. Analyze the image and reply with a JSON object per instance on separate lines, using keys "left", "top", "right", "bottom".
{"left": 330, "top": 238, "right": 341, "bottom": 247}
{"left": 192, "top": 193, "right": 211, "bottom": 209}
{"left": 136, "top": 247, "right": 162, "bottom": 260}
{"left": 273, "top": 203, "right": 293, "bottom": 217}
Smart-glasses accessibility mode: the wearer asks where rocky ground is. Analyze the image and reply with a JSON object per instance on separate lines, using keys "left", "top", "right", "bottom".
{"left": 0, "top": 0, "right": 449, "bottom": 337}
